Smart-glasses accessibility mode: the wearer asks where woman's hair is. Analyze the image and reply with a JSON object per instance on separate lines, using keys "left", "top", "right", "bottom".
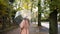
{"left": 23, "top": 18, "right": 29, "bottom": 22}
{"left": 23, "top": 18, "right": 30, "bottom": 25}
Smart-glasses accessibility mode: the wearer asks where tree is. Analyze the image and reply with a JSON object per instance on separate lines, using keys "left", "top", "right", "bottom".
{"left": 49, "top": 7, "right": 58, "bottom": 34}
{"left": 49, "top": 0, "right": 59, "bottom": 34}
{"left": 38, "top": 0, "right": 41, "bottom": 26}
{"left": 0, "top": 0, "right": 15, "bottom": 29}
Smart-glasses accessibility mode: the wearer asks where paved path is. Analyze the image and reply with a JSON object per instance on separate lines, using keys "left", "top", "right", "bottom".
{"left": 2, "top": 22, "right": 49, "bottom": 34}
{"left": 31, "top": 22, "right": 60, "bottom": 34}
{"left": 41, "top": 22, "right": 60, "bottom": 34}
{"left": 2, "top": 22, "right": 60, "bottom": 34}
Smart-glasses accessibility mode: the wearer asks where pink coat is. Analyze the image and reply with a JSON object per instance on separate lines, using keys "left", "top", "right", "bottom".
{"left": 19, "top": 20, "right": 29, "bottom": 34}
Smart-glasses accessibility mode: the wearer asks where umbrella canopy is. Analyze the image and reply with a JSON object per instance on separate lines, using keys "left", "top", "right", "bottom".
{"left": 14, "top": 11, "right": 23, "bottom": 25}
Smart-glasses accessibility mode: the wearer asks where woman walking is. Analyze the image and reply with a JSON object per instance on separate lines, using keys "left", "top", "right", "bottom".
{"left": 19, "top": 18, "right": 30, "bottom": 34}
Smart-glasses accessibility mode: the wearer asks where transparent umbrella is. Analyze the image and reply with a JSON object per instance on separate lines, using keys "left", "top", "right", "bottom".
{"left": 14, "top": 11, "right": 23, "bottom": 25}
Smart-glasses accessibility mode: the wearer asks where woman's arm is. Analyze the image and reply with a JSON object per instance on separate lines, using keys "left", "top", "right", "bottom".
{"left": 19, "top": 20, "right": 25, "bottom": 29}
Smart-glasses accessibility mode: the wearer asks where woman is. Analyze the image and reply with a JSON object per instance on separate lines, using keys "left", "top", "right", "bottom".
{"left": 19, "top": 18, "right": 30, "bottom": 34}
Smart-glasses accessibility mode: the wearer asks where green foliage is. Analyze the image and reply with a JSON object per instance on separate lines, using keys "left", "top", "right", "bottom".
{"left": 49, "top": 0, "right": 60, "bottom": 12}
{"left": 9, "top": 0, "right": 15, "bottom": 3}
{"left": 0, "top": 3, "right": 8, "bottom": 16}
{"left": 0, "top": 0, "right": 16, "bottom": 29}
{"left": 17, "top": 7, "right": 23, "bottom": 11}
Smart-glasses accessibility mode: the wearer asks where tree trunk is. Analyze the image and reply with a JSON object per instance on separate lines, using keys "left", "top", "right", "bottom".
{"left": 49, "top": 9, "right": 58, "bottom": 34}
{"left": 38, "top": 0, "right": 41, "bottom": 26}
{"left": 38, "top": 14, "right": 41, "bottom": 26}
{"left": 2, "top": 16, "right": 6, "bottom": 29}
